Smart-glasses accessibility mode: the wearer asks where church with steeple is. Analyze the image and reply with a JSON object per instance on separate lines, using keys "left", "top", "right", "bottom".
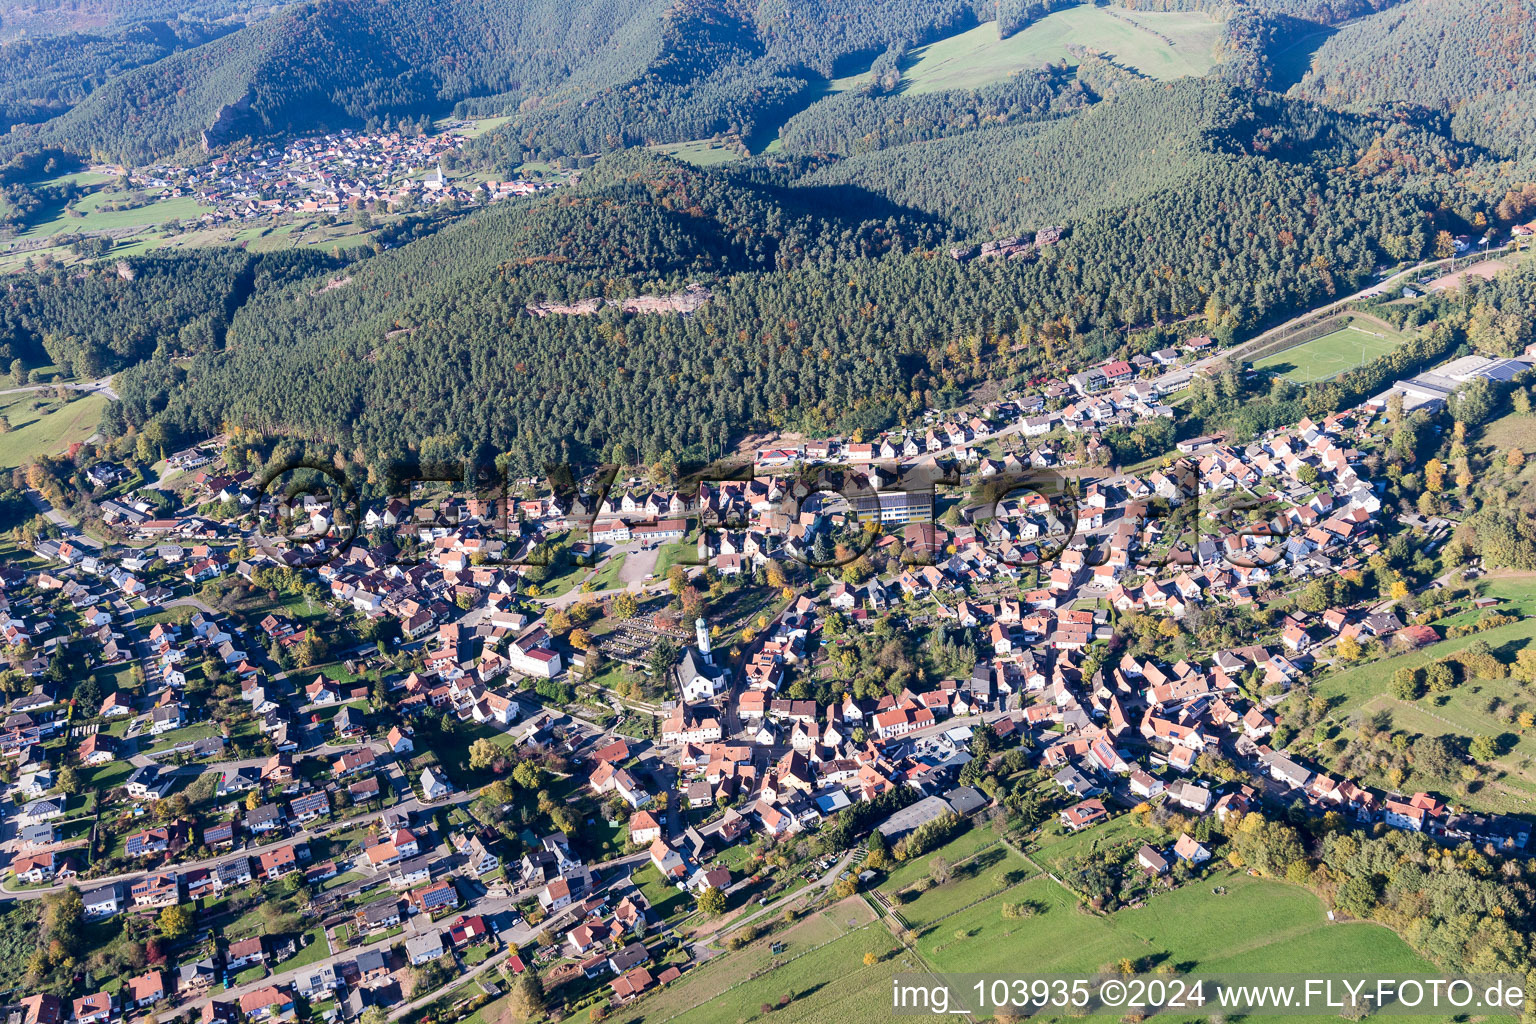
{"left": 673, "top": 617, "right": 728, "bottom": 701}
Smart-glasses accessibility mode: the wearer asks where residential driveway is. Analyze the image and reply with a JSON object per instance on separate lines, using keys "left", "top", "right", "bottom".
{"left": 24, "top": 489, "right": 102, "bottom": 548}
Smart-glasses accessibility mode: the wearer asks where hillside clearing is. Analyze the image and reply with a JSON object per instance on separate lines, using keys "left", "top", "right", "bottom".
{"left": 648, "top": 138, "right": 744, "bottom": 167}
{"left": 899, "top": 7, "right": 1222, "bottom": 94}
{"left": 0, "top": 389, "right": 108, "bottom": 470}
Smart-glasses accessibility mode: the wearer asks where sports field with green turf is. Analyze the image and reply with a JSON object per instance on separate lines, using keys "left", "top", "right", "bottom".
{"left": 1253, "top": 323, "right": 1405, "bottom": 383}
{"left": 899, "top": 6, "right": 1222, "bottom": 94}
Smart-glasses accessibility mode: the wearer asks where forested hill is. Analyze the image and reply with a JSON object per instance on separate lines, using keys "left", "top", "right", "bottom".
{"left": 0, "top": 0, "right": 260, "bottom": 40}
{"left": 0, "top": 248, "right": 343, "bottom": 381}
{"left": 1293, "top": 0, "right": 1536, "bottom": 157}
{"left": 2, "top": 0, "right": 673, "bottom": 163}
{"left": 1116, "top": 0, "right": 1406, "bottom": 87}
{"left": 0, "top": 20, "right": 237, "bottom": 134}
{"left": 101, "top": 81, "right": 1496, "bottom": 471}
{"left": 213, "top": 149, "right": 935, "bottom": 356}
{"left": 111, "top": 150, "right": 942, "bottom": 467}
{"left": 792, "top": 78, "right": 1227, "bottom": 233}
{"left": 0, "top": 0, "right": 1024, "bottom": 164}
{"left": 785, "top": 76, "right": 1486, "bottom": 235}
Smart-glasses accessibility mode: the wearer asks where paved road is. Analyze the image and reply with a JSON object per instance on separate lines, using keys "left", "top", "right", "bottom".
{"left": 0, "top": 376, "right": 117, "bottom": 400}
{"left": 24, "top": 488, "right": 104, "bottom": 548}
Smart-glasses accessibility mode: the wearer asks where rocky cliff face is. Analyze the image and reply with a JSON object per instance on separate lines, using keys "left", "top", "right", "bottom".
{"left": 202, "top": 89, "right": 256, "bottom": 151}
{"left": 526, "top": 283, "right": 711, "bottom": 317}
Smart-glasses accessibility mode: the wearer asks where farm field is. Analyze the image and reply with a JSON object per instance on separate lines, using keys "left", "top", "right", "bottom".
{"left": 1253, "top": 323, "right": 1405, "bottom": 382}
{"left": 606, "top": 818, "right": 1444, "bottom": 1024}
{"left": 0, "top": 389, "right": 109, "bottom": 470}
{"left": 916, "top": 870, "right": 1435, "bottom": 983}
{"left": 604, "top": 897, "right": 888, "bottom": 1024}
{"left": 882, "top": 838, "right": 1033, "bottom": 929}
{"left": 898, "top": 6, "right": 1222, "bottom": 95}
{"left": 19, "top": 191, "right": 212, "bottom": 239}
{"left": 868, "top": 829, "right": 1439, "bottom": 1016}
{"left": 1426, "top": 258, "right": 1510, "bottom": 293}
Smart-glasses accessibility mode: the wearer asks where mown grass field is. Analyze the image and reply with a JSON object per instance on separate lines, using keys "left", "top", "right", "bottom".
{"left": 1030, "top": 811, "right": 1159, "bottom": 873}
{"left": 1480, "top": 409, "right": 1536, "bottom": 453}
{"left": 913, "top": 871, "right": 1437, "bottom": 1015}
{"left": 883, "top": 838, "right": 1033, "bottom": 929}
{"left": 899, "top": 6, "right": 1222, "bottom": 94}
{"left": 880, "top": 828, "right": 1001, "bottom": 892}
{"left": 0, "top": 388, "right": 108, "bottom": 470}
{"left": 434, "top": 115, "right": 513, "bottom": 138}
{"left": 20, "top": 191, "right": 212, "bottom": 239}
{"left": 1254, "top": 323, "right": 1405, "bottom": 383}
{"left": 1311, "top": 576, "right": 1536, "bottom": 712}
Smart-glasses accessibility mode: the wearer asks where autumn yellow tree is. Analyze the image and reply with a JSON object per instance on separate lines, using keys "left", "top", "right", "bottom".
{"left": 1424, "top": 458, "right": 1445, "bottom": 491}
{"left": 610, "top": 591, "right": 638, "bottom": 620}
{"left": 1335, "top": 635, "right": 1362, "bottom": 663}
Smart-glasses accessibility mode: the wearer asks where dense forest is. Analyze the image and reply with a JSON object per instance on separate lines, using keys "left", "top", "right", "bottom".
{"left": 3, "top": 0, "right": 1513, "bottom": 171}
{"left": 89, "top": 79, "right": 1513, "bottom": 475}
{"left": 0, "top": 20, "right": 235, "bottom": 133}
{"left": 0, "top": 0, "right": 261, "bottom": 40}
{"left": 2, "top": 0, "right": 673, "bottom": 162}
{"left": 0, "top": 248, "right": 342, "bottom": 379}
{"left": 0, "top": 0, "right": 1520, "bottom": 488}
{"left": 789, "top": 77, "right": 1485, "bottom": 234}
{"left": 0, "top": 0, "right": 1244, "bottom": 165}
{"left": 1295, "top": 0, "right": 1536, "bottom": 158}
{"left": 775, "top": 63, "right": 1088, "bottom": 157}
{"left": 0, "top": 0, "right": 1038, "bottom": 164}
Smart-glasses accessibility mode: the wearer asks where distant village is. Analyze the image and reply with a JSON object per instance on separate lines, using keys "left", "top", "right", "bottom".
{"left": 123, "top": 124, "right": 556, "bottom": 229}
